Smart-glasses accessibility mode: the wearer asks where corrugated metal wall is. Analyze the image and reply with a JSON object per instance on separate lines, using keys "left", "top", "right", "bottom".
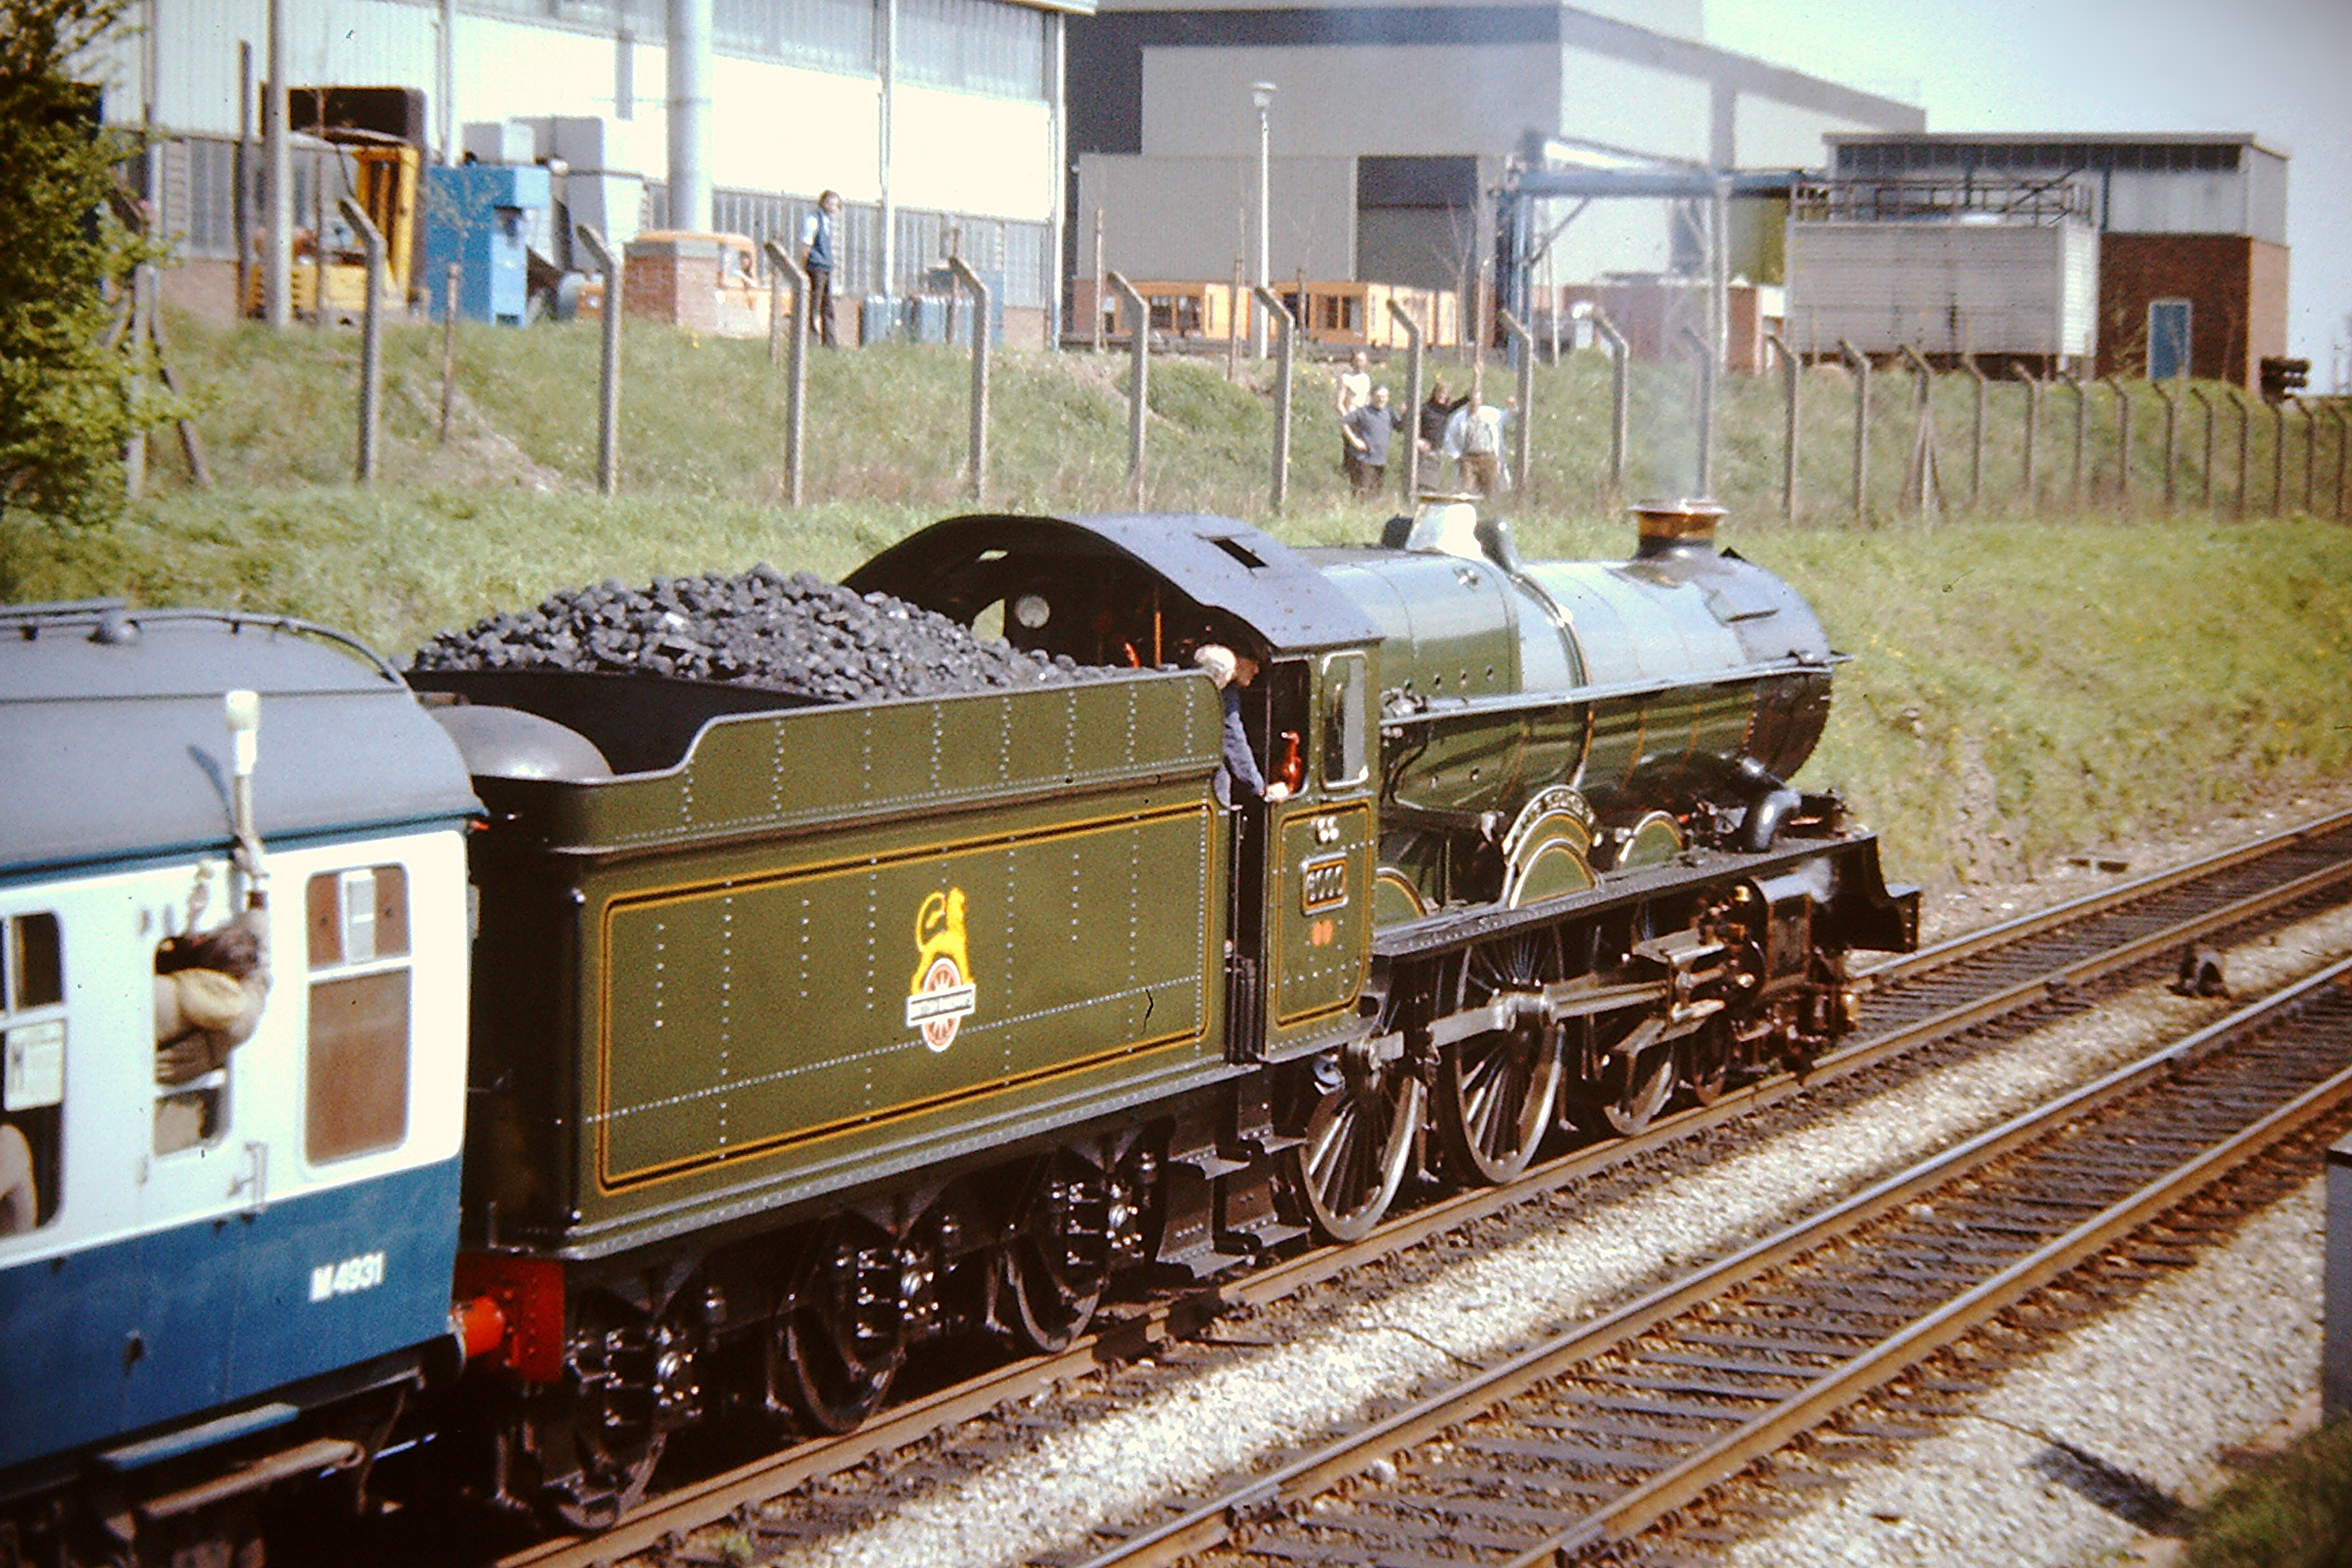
{"left": 1784, "top": 221, "right": 2097, "bottom": 358}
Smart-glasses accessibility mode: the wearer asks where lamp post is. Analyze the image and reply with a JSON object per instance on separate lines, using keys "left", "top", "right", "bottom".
{"left": 1250, "top": 80, "right": 1275, "bottom": 360}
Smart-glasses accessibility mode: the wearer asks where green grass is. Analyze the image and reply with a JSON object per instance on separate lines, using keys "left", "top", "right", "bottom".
{"left": 9, "top": 307, "right": 2351, "bottom": 889}
{"left": 2178, "top": 1418, "right": 2352, "bottom": 1567}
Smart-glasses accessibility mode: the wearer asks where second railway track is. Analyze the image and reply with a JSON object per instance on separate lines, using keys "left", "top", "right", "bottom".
{"left": 495, "top": 806, "right": 2352, "bottom": 1568}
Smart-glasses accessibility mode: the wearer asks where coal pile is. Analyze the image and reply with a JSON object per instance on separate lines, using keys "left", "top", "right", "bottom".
{"left": 412, "top": 566, "right": 1097, "bottom": 703}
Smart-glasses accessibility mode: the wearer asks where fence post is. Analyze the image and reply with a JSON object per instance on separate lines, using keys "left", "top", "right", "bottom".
{"left": 1107, "top": 270, "right": 1149, "bottom": 507}
{"left": 337, "top": 197, "right": 385, "bottom": 485}
{"left": 2069, "top": 373, "right": 2089, "bottom": 509}
{"left": 2232, "top": 388, "right": 2252, "bottom": 519}
{"left": 576, "top": 224, "right": 624, "bottom": 496}
{"left": 761, "top": 240, "right": 810, "bottom": 507}
{"left": 1838, "top": 338, "right": 1871, "bottom": 522}
{"left": 2112, "top": 376, "right": 2135, "bottom": 507}
{"left": 2334, "top": 406, "right": 2350, "bottom": 524}
{"left": 1589, "top": 305, "right": 1628, "bottom": 500}
{"left": 1388, "top": 298, "right": 1424, "bottom": 502}
{"left": 1679, "top": 325, "right": 1716, "bottom": 497}
{"left": 1252, "top": 284, "right": 1293, "bottom": 514}
{"left": 1091, "top": 208, "right": 1105, "bottom": 354}
{"left": 1765, "top": 330, "right": 1798, "bottom": 519}
{"left": 2186, "top": 385, "right": 2213, "bottom": 512}
{"left": 2300, "top": 399, "right": 2320, "bottom": 514}
{"left": 439, "top": 261, "right": 461, "bottom": 444}
{"left": 1499, "top": 309, "right": 1536, "bottom": 498}
{"left": 1898, "top": 344, "right": 1936, "bottom": 518}
{"left": 2270, "top": 399, "right": 2288, "bottom": 517}
{"left": 947, "top": 256, "right": 991, "bottom": 502}
{"left": 2020, "top": 372, "right": 2039, "bottom": 509}
{"left": 1962, "top": 354, "right": 1987, "bottom": 509}
{"left": 2154, "top": 380, "right": 2178, "bottom": 513}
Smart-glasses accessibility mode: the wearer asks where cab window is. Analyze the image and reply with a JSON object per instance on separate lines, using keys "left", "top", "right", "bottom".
{"left": 1, "top": 911, "right": 65, "bottom": 1234}
{"left": 306, "top": 866, "right": 412, "bottom": 1164}
{"left": 1321, "top": 652, "right": 1369, "bottom": 788}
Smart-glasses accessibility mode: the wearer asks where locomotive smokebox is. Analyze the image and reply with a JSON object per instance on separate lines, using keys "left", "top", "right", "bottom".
{"left": 1630, "top": 497, "right": 1727, "bottom": 558}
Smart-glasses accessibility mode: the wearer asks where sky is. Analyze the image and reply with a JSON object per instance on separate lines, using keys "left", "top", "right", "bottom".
{"left": 1703, "top": 0, "right": 2352, "bottom": 387}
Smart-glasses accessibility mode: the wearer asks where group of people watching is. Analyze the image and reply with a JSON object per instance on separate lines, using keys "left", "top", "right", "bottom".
{"left": 1333, "top": 350, "right": 1512, "bottom": 499}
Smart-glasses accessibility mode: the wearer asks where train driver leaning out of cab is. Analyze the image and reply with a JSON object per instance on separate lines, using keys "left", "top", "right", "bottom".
{"left": 1193, "top": 643, "right": 1292, "bottom": 809}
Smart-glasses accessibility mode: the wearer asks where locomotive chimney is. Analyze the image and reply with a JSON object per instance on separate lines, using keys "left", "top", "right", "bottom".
{"left": 1630, "top": 497, "right": 1726, "bottom": 558}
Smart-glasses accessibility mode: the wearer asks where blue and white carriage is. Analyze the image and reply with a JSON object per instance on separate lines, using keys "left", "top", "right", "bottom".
{"left": 0, "top": 604, "right": 477, "bottom": 1556}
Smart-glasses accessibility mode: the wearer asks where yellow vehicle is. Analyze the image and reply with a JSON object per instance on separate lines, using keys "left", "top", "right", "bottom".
{"left": 243, "top": 129, "right": 419, "bottom": 321}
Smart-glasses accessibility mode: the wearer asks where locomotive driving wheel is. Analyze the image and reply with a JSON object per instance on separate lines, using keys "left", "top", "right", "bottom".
{"left": 999, "top": 1150, "right": 1114, "bottom": 1353}
{"left": 1434, "top": 931, "right": 1565, "bottom": 1184}
{"left": 770, "top": 1217, "right": 906, "bottom": 1434}
{"left": 1281, "top": 973, "right": 1424, "bottom": 1242}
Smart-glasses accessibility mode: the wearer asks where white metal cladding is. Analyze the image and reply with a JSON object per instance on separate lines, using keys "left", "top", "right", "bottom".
{"left": 1783, "top": 220, "right": 2098, "bottom": 358}
{"left": 0, "top": 830, "right": 469, "bottom": 1275}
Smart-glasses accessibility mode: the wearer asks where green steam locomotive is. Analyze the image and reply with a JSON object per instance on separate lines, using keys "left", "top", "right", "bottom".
{"left": 411, "top": 500, "right": 1916, "bottom": 1525}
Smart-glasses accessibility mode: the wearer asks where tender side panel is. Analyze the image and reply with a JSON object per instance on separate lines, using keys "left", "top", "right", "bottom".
{"left": 592, "top": 800, "right": 1220, "bottom": 1194}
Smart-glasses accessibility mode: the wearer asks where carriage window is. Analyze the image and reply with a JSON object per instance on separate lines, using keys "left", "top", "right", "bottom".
{"left": 306, "top": 867, "right": 411, "bottom": 1164}
{"left": 1321, "top": 652, "right": 1369, "bottom": 788}
{"left": 1, "top": 911, "right": 65, "bottom": 1235}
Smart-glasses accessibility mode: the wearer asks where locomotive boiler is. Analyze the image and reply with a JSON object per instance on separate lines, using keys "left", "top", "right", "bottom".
{"left": 0, "top": 501, "right": 1916, "bottom": 1554}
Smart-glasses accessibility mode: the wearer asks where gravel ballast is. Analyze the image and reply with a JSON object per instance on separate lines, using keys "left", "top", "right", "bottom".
{"left": 757, "top": 898, "right": 2352, "bottom": 1568}
{"left": 1722, "top": 1177, "right": 2326, "bottom": 1567}
{"left": 411, "top": 567, "right": 1100, "bottom": 703}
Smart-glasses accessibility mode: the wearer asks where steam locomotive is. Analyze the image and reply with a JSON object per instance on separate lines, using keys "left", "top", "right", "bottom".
{"left": 0, "top": 500, "right": 1914, "bottom": 1558}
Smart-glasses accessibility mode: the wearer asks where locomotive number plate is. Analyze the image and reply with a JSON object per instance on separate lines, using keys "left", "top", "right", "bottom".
{"left": 1300, "top": 855, "right": 1350, "bottom": 913}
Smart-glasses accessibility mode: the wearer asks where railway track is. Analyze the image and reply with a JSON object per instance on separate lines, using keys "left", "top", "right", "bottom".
{"left": 494, "top": 806, "right": 2352, "bottom": 1568}
{"left": 1068, "top": 958, "right": 2352, "bottom": 1568}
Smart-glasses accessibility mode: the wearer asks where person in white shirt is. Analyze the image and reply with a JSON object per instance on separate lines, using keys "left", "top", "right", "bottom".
{"left": 799, "top": 190, "right": 842, "bottom": 346}
{"left": 1441, "top": 390, "right": 1509, "bottom": 495}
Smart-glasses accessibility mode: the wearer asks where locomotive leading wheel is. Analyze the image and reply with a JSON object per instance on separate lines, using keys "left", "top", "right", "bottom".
{"left": 770, "top": 1218, "right": 906, "bottom": 1434}
{"left": 1000, "top": 1151, "right": 1114, "bottom": 1354}
{"left": 1434, "top": 932, "right": 1565, "bottom": 1185}
{"left": 1679, "top": 1017, "right": 1733, "bottom": 1107}
{"left": 1286, "top": 1056, "right": 1423, "bottom": 1242}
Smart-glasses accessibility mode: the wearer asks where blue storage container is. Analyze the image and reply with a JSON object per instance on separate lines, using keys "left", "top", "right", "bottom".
{"left": 424, "top": 164, "right": 552, "bottom": 325}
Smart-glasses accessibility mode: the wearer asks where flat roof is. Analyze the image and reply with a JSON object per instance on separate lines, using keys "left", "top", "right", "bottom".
{"left": 1826, "top": 130, "right": 2289, "bottom": 160}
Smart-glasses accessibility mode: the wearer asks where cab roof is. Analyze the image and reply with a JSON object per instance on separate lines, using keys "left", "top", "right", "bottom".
{"left": 845, "top": 512, "right": 1383, "bottom": 654}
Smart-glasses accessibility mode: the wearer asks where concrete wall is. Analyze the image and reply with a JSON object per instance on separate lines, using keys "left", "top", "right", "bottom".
{"left": 1140, "top": 43, "right": 1554, "bottom": 159}
{"left": 1077, "top": 154, "right": 1356, "bottom": 280}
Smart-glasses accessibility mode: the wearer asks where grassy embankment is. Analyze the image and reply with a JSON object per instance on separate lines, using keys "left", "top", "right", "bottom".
{"left": 4, "top": 308, "right": 2350, "bottom": 889}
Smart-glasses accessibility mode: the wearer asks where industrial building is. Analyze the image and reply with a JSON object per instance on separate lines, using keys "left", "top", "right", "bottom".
{"left": 1066, "top": 0, "right": 1922, "bottom": 324}
{"left": 1793, "top": 131, "right": 2290, "bottom": 388}
{"left": 91, "top": 0, "right": 1080, "bottom": 342}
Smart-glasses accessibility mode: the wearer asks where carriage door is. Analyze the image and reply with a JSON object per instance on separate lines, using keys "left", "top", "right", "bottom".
{"left": 1260, "top": 651, "right": 1376, "bottom": 1058}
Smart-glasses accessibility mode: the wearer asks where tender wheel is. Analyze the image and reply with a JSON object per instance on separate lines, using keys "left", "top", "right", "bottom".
{"left": 1434, "top": 932, "right": 1564, "bottom": 1184}
{"left": 514, "top": 1291, "right": 675, "bottom": 1531}
{"left": 770, "top": 1218, "right": 906, "bottom": 1434}
{"left": 1000, "top": 1151, "right": 1114, "bottom": 1353}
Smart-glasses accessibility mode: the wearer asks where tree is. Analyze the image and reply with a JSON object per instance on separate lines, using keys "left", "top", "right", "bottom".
{"left": 0, "top": 0, "right": 145, "bottom": 534}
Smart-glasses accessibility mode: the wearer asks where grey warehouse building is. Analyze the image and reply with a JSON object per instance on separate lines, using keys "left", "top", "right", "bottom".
{"left": 1066, "top": 0, "right": 1924, "bottom": 306}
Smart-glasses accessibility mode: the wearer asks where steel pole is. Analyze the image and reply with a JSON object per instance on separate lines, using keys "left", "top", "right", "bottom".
{"left": 338, "top": 197, "right": 385, "bottom": 484}
{"left": 1682, "top": 325, "right": 1715, "bottom": 497}
{"left": 1592, "top": 307, "right": 1628, "bottom": 499}
{"left": 1499, "top": 309, "right": 1535, "bottom": 499}
{"left": 2187, "top": 385, "right": 2214, "bottom": 512}
{"left": 1962, "top": 355, "right": 1987, "bottom": 509}
{"left": 1107, "top": 270, "right": 1149, "bottom": 507}
{"left": 1839, "top": 339, "right": 1871, "bottom": 523}
{"left": 2103, "top": 376, "right": 2132, "bottom": 511}
{"left": 948, "top": 256, "right": 991, "bottom": 501}
{"left": 263, "top": 0, "right": 289, "bottom": 328}
{"left": 576, "top": 224, "right": 623, "bottom": 496}
{"left": 1252, "top": 284, "right": 1293, "bottom": 513}
{"left": 1765, "top": 330, "right": 1798, "bottom": 518}
{"left": 1389, "top": 299, "right": 1424, "bottom": 502}
{"left": 1251, "top": 92, "right": 1272, "bottom": 360}
{"left": 762, "top": 240, "right": 809, "bottom": 507}
{"left": 2155, "top": 380, "right": 2177, "bottom": 512}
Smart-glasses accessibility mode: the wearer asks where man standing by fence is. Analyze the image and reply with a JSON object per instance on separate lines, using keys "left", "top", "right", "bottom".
{"left": 800, "top": 190, "right": 842, "bottom": 346}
